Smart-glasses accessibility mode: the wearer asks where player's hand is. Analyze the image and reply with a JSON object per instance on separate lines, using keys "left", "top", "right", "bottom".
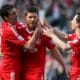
{"left": 43, "top": 27, "right": 54, "bottom": 37}
{"left": 36, "top": 20, "right": 43, "bottom": 38}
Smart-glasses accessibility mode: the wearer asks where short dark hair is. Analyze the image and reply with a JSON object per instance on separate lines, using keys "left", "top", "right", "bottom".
{"left": 0, "top": 4, "right": 14, "bottom": 21}
{"left": 25, "top": 6, "right": 38, "bottom": 16}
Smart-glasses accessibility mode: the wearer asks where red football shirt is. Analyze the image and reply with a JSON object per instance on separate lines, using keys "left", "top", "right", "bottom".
{"left": 16, "top": 23, "right": 56, "bottom": 79}
{"left": 68, "top": 33, "right": 80, "bottom": 77}
{"left": 1, "top": 21, "right": 26, "bottom": 73}
{"left": 0, "top": 27, "right": 2, "bottom": 47}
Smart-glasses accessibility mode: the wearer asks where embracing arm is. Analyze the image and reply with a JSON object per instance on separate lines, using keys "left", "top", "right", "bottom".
{"left": 23, "top": 27, "right": 40, "bottom": 49}
{"left": 43, "top": 27, "right": 70, "bottom": 50}
{"left": 51, "top": 47, "right": 67, "bottom": 68}
{"left": 43, "top": 20, "right": 68, "bottom": 41}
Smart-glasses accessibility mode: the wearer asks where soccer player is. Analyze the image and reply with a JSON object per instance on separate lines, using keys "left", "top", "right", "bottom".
{"left": 15, "top": 6, "right": 69, "bottom": 80}
{"left": 44, "top": 14, "right": 80, "bottom": 80}
{"left": 0, "top": 4, "right": 42, "bottom": 80}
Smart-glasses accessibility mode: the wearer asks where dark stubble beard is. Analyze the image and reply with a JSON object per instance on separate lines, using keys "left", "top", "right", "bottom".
{"left": 29, "top": 22, "right": 37, "bottom": 31}
{"left": 28, "top": 24, "right": 36, "bottom": 31}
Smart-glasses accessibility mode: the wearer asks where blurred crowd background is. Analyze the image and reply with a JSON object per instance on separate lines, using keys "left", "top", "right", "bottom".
{"left": 0, "top": 0, "right": 80, "bottom": 32}
{"left": 0, "top": 0, "right": 80, "bottom": 80}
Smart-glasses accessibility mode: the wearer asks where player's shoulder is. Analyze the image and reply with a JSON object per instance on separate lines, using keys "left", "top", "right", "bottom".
{"left": 16, "top": 22, "right": 26, "bottom": 29}
{"left": 2, "top": 27, "right": 18, "bottom": 39}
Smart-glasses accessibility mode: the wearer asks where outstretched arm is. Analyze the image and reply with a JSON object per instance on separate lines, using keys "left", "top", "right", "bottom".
{"left": 49, "top": 33, "right": 72, "bottom": 51}
{"left": 50, "top": 47, "right": 70, "bottom": 79}
{"left": 43, "top": 20, "right": 68, "bottom": 41}
{"left": 53, "top": 27, "right": 68, "bottom": 41}
{"left": 43, "top": 27, "right": 71, "bottom": 51}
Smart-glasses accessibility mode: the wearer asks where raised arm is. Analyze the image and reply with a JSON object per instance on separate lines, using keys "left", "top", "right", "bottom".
{"left": 50, "top": 47, "right": 70, "bottom": 79}
{"left": 43, "top": 20, "right": 68, "bottom": 41}
{"left": 24, "top": 20, "right": 42, "bottom": 50}
{"left": 53, "top": 27, "right": 68, "bottom": 41}
{"left": 43, "top": 27, "right": 70, "bottom": 51}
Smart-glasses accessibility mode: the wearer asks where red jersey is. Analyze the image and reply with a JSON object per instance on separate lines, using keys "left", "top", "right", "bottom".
{"left": 68, "top": 33, "right": 80, "bottom": 79}
{"left": 16, "top": 23, "right": 56, "bottom": 80}
{"left": 0, "top": 21, "right": 26, "bottom": 73}
{"left": 0, "top": 28, "right": 2, "bottom": 47}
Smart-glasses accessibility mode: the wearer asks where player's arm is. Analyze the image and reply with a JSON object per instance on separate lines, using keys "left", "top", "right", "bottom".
{"left": 24, "top": 20, "right": 43, "bottom": 50}
{"left": 16, "top": 23, "right": 38, "bottom": 49}
{"left": 43, "top": 27, "right": 72, "bottom": 53}
{"left": 53, "top": 28, "right": 68, "bottom": 41}
{"left": 43, "top": 27, "right": 68, "bottom": 50}
{"left": 50, "top": 47, "right": 70, "bottom": 78}
{"left": 45, "top": 35, "right": 70, "bottom": 78}
{"left": 24, "top": 27, "right": 42, "bottom": 50}
{"left": 51, "top": 47, "right": 67, "bottom": 67}
{"left": 49, "top": 32, "right": 67, "bottom": 50}
{"left": 43, "top": 20, "right": 68, "bottom": 41}
{"left": 63, "top": 44, "right": 71, "bottom": 51}
{"left": 4, "top": 28, "right": 41, "bottom": 51}
{"left": 48, "top": 33, "right": 72, "bottom": 51}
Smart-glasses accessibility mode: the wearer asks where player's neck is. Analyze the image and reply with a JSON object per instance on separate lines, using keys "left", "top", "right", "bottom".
{"left": 27, "top": 24, "right": 35, "bottom": 32}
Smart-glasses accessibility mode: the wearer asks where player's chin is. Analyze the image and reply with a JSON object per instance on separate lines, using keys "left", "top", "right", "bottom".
{"left": 29, "top": 23, "right": 36, "bottom": 29}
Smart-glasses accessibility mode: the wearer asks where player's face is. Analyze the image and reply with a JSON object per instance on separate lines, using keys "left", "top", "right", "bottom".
{"left": 6, "top": 8, "right": 17, "bottom": 24}
{"left": 25, "top": 12, "right": 38, "bottom": 29}
{"left": 70, "top": 15, "right": 80, "bottom": 31}
{"left": 71, "top": 17, "right": 80, "bottom": 31}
